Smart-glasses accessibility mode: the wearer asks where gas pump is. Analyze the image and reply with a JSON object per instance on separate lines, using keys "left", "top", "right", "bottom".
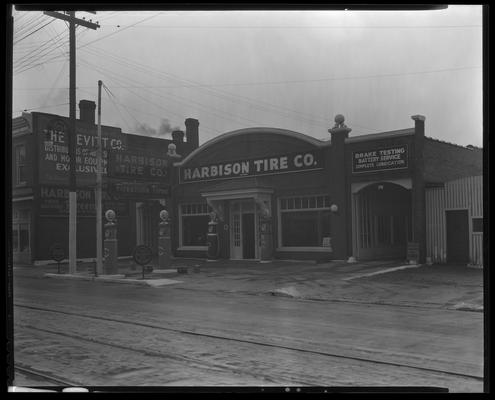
{"left": 206, "top": 211, "right": 220, "bottom": 260}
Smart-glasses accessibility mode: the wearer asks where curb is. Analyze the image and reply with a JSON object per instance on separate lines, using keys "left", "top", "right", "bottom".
{"left": 44, "top": 273, "right": 182, "bottom": 287}
{"left": 342, "top": 263, "right": 423, "bottom": 281}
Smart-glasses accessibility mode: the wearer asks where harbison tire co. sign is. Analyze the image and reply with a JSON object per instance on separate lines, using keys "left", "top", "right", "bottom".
{"left": 180, "top": 149, "right": 324, "bottom": 183}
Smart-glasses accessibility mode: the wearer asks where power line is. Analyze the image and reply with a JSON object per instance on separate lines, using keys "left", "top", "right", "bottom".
{"left": 14, "top": 102, "right": 70, "bottom": 113}
{"left": 76, "top": 12, "right": 163, "bottom": 50}
{"left": 79, "top": 57, "right": 268, "bottom": 129}
{"left": 78, "top": 45, "right": 369, "bottom": 131}
{"left": 99, "top": 24, "right": 483, "bottom": 30}
{"left": 14, "top": 28, "right": 68, "bottom": 70}
{"left": 14, "top": 19, "right": 55, "bottom": 44}
{"left": 90, "top": 66, "right": 480, "bottom": 88}
{"left": 12, "top": 12, "right": 162, "bottom": 74}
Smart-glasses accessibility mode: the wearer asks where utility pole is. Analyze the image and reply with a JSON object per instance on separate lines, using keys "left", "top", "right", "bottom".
{"left": 44, "top": 11, "right": 99, "bottom": 274}
{"left": 96, "top": 80, "right": 103, "bottom": 276}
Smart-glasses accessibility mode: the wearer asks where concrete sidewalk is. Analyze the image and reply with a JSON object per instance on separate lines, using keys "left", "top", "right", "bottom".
{"left": 14, "top": 258, "right": 483, "bottom": 311}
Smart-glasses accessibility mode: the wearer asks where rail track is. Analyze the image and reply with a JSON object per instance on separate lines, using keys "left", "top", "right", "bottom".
{"left": 13, "top": 302, "right": 483, "bottom": 388}
{"left": 14, "top": 365, "right": 80, "bottom": 387}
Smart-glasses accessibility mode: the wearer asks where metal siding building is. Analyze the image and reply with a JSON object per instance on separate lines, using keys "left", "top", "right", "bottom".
{"left": 426, "top": 175, "right": 483, "bottom": 265}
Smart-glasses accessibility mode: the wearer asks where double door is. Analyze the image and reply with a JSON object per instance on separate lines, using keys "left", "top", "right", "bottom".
{"left": 230, "top": 199, "right": 257, "bottom": 260}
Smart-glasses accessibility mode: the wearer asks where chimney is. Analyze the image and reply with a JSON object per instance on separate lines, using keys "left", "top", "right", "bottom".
{"left": 185, "top": 118, "right": 199, "bottom": 149}
{"left": 79, "top": 100, "right": 96, "bottom": 125}
{"left": 172, "top": 130, "right": 184, "bottom": 144}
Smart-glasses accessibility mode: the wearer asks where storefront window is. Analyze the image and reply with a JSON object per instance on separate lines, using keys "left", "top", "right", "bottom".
{"left": 472, "top": 218, "right": 483, "bottom": 233}
{"left": 180, "top": 203, "right": 211, "bottom": 247}
{"left": 15, "top": 145, "right": 27, "bottom": 185}
{"left": 280, "top": 195, "right": 331, "bottom": 247}
{"left": 13, "top": 217, "right": 30, "bottom": 253}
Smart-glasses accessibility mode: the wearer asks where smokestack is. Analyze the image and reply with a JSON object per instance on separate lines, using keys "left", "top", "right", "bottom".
{"left": 185, "top": 118, "right": 199, "bottom": 149}
{"left": 172, "top": 130, "right": 184, "bottom": 144}
{"left": 79, "top": 100, "right": 96, "bottom": 125}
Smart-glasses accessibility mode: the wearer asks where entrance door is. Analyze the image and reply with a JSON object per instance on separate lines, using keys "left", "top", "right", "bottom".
{"left": 13, "top": 208, "right": 31, "bottom": 264}
{"left": 446, "top": 210, "right": 470, "bottom": 264}
{"left": 230, "top": 200, "right": 257, "bottom": 260}
{"left": 355, "top": 183, "right": 411, "bottom": 260}
{"left": 136, "top": 201, "right": 161, "bottom": 253}
{"left": 242, "top": 213, "right": 255, "bottom": 259}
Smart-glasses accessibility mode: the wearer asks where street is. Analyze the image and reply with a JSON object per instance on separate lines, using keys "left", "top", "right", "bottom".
{"left": 11, "top": 261, "right": 484, "bottom": 392}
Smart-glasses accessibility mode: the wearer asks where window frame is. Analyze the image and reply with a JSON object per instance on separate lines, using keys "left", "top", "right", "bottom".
{"left": 472, "top": 217, "right": 483, "bottom": 234}
{"left": 178, "top": 202, "right": 211, "bottom": 250}
{"left": 277, "top": 195, "right": 332, "bottom": 251}
{"left": 14, "top": 144, "right": 27, "bottom": 186}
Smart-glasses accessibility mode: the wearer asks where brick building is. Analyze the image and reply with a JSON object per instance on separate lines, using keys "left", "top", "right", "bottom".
{"left": 171, "top": 115, "right": 483, "bottom": 265}
{"left": 12, "top": 107, "right": 483, "bottom": 266}
{"left": 11, "top": 100, "right": 199, "bottom": 264}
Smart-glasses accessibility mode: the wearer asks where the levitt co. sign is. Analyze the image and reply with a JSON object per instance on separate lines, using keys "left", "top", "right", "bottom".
{"left": 180, "top": 150, "right": 324, "bottom": 183}
{"left": 352, "top": 145, "right": 408, "bottom": 174}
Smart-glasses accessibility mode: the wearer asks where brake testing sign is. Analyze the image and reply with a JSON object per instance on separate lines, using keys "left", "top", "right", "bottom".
{"left": 352, "top": 145, "right": 408, "bottom": 173}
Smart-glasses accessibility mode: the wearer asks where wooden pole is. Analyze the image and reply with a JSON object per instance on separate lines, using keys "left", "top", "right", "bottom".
{"left": 96, "top": 80, "right": 103, "bottom": 275}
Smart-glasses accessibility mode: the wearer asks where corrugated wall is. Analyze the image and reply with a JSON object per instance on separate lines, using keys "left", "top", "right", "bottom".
{"left": 425, "top": 175, "right": 483, "bottom": 265}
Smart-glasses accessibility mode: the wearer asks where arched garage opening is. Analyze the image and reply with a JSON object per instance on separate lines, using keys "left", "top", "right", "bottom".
{"left": 353, "top": 182, "right": 412, "bottom": 260}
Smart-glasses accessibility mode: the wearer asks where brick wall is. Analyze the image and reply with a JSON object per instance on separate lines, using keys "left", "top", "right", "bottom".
{"left": 423, "top": 138, "right": 482, "bottom": 183}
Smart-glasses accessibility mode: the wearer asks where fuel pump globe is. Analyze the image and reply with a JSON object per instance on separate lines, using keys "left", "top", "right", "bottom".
{"left": 159, "top": 210, "right": 169, "bottom": 222}
{"left": 105, "top": 209, "right": 116, "bottom": 223}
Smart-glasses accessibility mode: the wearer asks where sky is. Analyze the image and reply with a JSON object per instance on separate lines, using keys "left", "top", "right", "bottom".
{"left": 11, "top": 5, "right": 484, "bottom": 147}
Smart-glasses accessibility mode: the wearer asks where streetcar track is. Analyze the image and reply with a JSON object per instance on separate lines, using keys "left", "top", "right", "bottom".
{"left": 16, "top": 323, "right": 311, "bottom": 386}
{"left": 14, "top": 365, "right": 81, "bottom": 386}
{"left": 14, "top": 303, "right": 483, "bottom": 382}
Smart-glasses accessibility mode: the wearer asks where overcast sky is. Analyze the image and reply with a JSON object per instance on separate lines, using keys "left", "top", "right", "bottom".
{"left": 11, "top": 5, "right": 483, "bottom": 147}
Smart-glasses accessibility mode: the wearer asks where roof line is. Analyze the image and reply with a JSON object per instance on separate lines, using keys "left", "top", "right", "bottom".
{"left": 176, "top": 127, "right": 327, "bottom": 166}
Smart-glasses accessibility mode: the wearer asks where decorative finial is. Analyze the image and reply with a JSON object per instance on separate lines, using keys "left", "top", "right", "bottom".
{"left": 167, "top": 143, "right": 181, "bottom": 158}
{"left": 333, "top": 114, "right": 347, "bottom": 129}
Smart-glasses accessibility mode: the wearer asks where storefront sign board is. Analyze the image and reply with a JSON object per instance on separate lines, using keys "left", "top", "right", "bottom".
{"left": 352, "top": 145, "right": 408, "bottom": 174}
{"left": 180, "top": 149, "right": 324, "bottom": 183}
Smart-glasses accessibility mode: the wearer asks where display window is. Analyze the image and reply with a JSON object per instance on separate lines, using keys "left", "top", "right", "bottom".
{"left": 179, "top": 203, "right": 211, "bottom": 248}
{"left": 279, "top": 195, "right": 331, "bottom": 248}
{"left": 15, "top": 144, "right": 27, "bottom": 185}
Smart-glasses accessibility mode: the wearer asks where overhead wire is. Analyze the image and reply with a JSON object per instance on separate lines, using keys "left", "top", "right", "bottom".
{"left": 79, "top": 45, "right": 318, "bottom": 128}
{"left": 14, "top": 13, "right": 44, "bottom": 36}
{"left": 41, "top": 59, "right": 69, "bottom": 108}
{"left": 16, "top": 12, "right": 479, "bottom": 136}
{"left": 13, "top": 12, "right": 163, "bottom": 74}
{"left": 14, "top": 25, "right": 68, "bottom": 70}
{"left": 14, "top": 19, "right": 55, "bottom": 44}
{"left": 76, "top": 12, "right": 164, "bottom": 50}
{"left": 14, "top": 14, "right": 52, "bottom": 41}
{"left": 87, "top": 70, "right": 219, "bottom": 136}
{"left": 14, "top": 18, "right": 90, "bottom": 74}
{"left": 14, "top": 102, "right": 70, "bottom": 114}
{"left": 78, "top": 56, "right": 268, "bottom": 130}
{"left": 80, "top": 45, "right": 375, "bottom": 133}
{"left": 102, "top": 83, "right": 141, "bottom": 129}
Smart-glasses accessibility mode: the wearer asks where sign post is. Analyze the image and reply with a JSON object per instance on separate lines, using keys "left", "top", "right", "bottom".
{"left": 96, "top": 80, "right": 103, "bottom": 276}
{"left": 133, "top": 245, "right": 154, "bottom": 279}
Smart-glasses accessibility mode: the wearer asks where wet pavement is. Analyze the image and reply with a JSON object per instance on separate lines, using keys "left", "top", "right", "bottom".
{"left": 13, "top": 257, "right": 484, "bottom": 311}
{"left": 10, "top": 258, "right": 485, "bottom": 391}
